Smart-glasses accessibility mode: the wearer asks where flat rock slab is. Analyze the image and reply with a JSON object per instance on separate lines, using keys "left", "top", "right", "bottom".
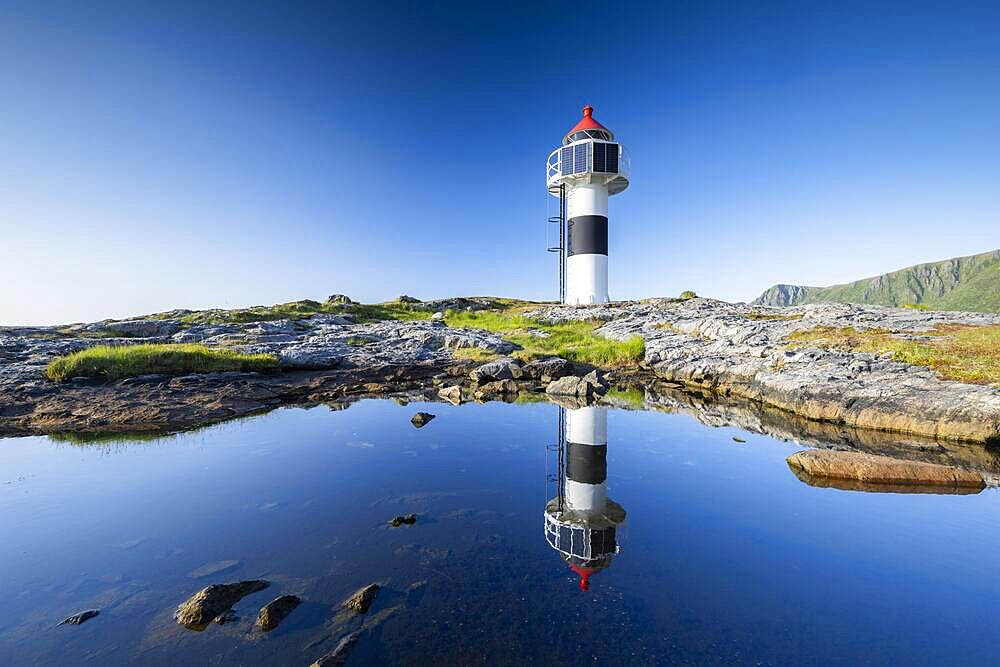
{"left": 187, "top": 559, "right": 242, "bottom": 579}
{"left": 175, "top": 580, "right": 270, "bottom": 631}
{"left": 256, "top": 594, "right": 301, "bottom": 632}
{"left": 787, "top": 450, "right": 985, "bottom": 491}
{"left": 59, "top": 609, "right": 99, "bottom": 626}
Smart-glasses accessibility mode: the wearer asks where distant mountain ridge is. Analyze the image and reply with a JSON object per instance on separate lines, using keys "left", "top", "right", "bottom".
{"left": 754, "top": 249, "right": 1000, "bottom": 313}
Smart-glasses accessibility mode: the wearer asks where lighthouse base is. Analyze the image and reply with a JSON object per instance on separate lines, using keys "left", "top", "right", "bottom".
{"left": 566, "top": 254, "right": 609, "bottom": 305}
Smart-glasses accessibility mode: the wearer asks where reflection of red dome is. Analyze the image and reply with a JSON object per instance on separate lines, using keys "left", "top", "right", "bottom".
{"left": 569, "top": 563, "right": 600, "bottom": 591}
{"left": 566, "top": 105, "right": 608, "bottom": 136}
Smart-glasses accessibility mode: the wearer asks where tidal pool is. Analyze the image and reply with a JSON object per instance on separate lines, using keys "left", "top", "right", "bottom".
{"left": 2, "top": 398, "right": 999, "bottom": 665}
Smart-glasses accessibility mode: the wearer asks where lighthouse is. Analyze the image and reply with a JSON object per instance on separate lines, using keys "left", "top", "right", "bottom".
{"left": 544, "top": 406, "right": 627, "bottom": 591}
{"left": 546, "top": 106, "right": 630, "bottom": 304}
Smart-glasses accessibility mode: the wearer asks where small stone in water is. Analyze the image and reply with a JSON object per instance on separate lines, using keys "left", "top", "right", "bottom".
{"left": 410, "top": 412, "right": 435, "bottom": 427}
{"left": 342, "top": 583, "right": 379, "bottom": 613}
{"left": 60, "top": 609, "right": 99, "bottom": 626}
{"left": 732, "top": 436, "right": 747, "bottom": 443}
{"left": 389, "top": 513, "right": 417, "bottom": 527}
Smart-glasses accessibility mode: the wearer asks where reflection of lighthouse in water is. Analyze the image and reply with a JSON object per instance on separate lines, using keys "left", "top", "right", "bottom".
{"left": 544, "top": 405, "right": 627, "bottom": 591}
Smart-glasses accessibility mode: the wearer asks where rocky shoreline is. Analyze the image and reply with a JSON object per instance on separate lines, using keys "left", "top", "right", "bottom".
{"left": 2, "top": 298, "right": 998, "bottom": 449}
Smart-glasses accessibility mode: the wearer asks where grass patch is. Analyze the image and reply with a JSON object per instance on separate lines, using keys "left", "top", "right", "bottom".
{"left": 45, "top": 344, "right": 279, "bottom": 382}
{"left": 605, "top": 388, "right": 646, "bottom": 409}
{"left": 743, "top": 311, "right": 804, "bottom": 321}
{"left": 901, "top": 303, "right": 931, "bottom": 310}
{"left": 786, "top": 324, "right": 1000, "bottom": 385}
{"left": 153, "top": 300, "right": 434, "bottom": 326}
{"left": 444, "top": 310, "right": 645, "bottom": 367}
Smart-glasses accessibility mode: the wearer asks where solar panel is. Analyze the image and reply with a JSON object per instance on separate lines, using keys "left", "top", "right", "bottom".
{"left": 592, "top": 142, "right": 606, "bottom": 172}
{"left": 573, "top": 143, "right": 588, "bottom": 173}
{"left": 606, "top": 144, "right": 619, "bottom": 173}
{"left": 560, "top": 147, "right": 574, "bottom": 176}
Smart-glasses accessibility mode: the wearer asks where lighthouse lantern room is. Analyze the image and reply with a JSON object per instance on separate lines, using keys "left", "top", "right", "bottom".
{"left": 546, "top": 105, "right": 630, "bottom": 305}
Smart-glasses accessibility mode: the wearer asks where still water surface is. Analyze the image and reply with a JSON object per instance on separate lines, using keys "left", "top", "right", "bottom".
{"left": 2, "top": 398, "right": 999, "bottom": 665}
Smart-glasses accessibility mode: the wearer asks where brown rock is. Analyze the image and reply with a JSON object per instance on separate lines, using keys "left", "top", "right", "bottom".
{"left": 438, "top": 385, "right": 463, "bottom": 405}
{"left": 256, "top": 594, "right": 301, "bottom": 632}
{"left": 787, "top": 450, "right": 985, "bottom": 492}
{"left": 342, "top": 583, "right": 379, "bottom": 614}
{"left": 473, "top": 379, "right": 518, "bottom": 400}
{"left": 174, "top": 580, "right": 270, "bottom": 630}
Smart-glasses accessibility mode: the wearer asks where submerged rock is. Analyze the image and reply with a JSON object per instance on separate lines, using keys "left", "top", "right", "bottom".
{"left": 175, "top": 580, "right": 270, "bottom": 630}
{"left": 256, "top": 594, "right": 301, "bottom": 632}
{"left": 187, "top": 559, "right": 242, "bottom": 579}
{"left": 59, "top": 609, "right": 99, "bottom": 626}
{"left": 410, "top": 412, "right": 435, "bottom": 427}
{"left": 787, "top": 450, "right": 986, "bottom": 491}
{"left": 389, "top": 513, "right": 417, "bottom": 527}
{"left": 342, "top": 583, "right": 379, "bottom": 614}
{"left": 311, "top": 630, "right": 362, "bottom": 666}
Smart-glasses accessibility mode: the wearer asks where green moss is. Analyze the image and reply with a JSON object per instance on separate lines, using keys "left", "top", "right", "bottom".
{"left": 786, "top": 324, "right": 1000, "bottom": 385}
{"left": 45, "top": 344, "right": 279, "bottom": 382}
{"left": 451, "top": 347, "right": 501, "bottom": 363}
{"left": 743, "top": 311, "right": 804, "bottom": 321}
{"left": 155, "top": 300, "right": 434, "bottom": 326}
{"left": 679, "top": 290, "right": 697, "bottom": 299}
{"left": 444, "top": 311, "right": 645, "bottom": 367}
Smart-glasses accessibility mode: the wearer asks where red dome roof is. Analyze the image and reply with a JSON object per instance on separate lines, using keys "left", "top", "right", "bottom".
{"left": 566, "top": 105, "right": 609, "bottom": 137}
{"left": 569, "top": 563, "right": 600, "bottom": 592}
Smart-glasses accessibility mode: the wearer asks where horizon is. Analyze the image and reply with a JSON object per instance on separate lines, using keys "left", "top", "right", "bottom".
{"left": 3, "top": 2, "right": 999, "bottom": 326}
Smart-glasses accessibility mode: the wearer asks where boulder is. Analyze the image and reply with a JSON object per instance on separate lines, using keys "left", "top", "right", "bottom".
{"left": 342, "top": 583, "right": 380, "bottom": 614}
{"left": 469, "top": 358, "right": 522, "bottom": 383}
{"left": 431, "top": 311, "right": 445, "bottom": 320}
{"left": 396, "top": 295, "right": 421, "bottom": 303}
{"left": 256, "top": 594, "right": 301, "bottom": 632}
{"left": 59, "top": 609, "right": 99, "bottom": 626}
{"left": 100, "top": 319, "right": 182, "bottom": 338}
{"left": 787, "top": 450, "right": 986, "bottom": 491}
{"left": 438, "top": 385, "right": 463, "bottom": 405}
{"left": 582, "top": 368, "right": 609, "bottom": 390}
{"left": 175, "top": 580, "right": 270, "bottom": 630}
{"left": 545, "top": 375, "right": 600, "bottom": 398}
{"left": 473, "top": 379, "right": 519, "bottom": 400}
{"left": 326, "top": 294, "right": 353, "bottom": 305}
{"left": 523, "top": 357, "right": 572, "bottom": 382}
{"left": 410, "top": 412, "right": 435, "bottom": 427}
{"left": 278, "top": 346, "right": 340, "bottom": 370}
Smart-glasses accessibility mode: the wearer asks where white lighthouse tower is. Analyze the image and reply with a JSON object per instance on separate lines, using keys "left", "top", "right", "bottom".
{"left": 544, "top": 406, "right": 627, "bottom": 591}
{"left": 546, "top": 106, "right": 630, "bottom": 304}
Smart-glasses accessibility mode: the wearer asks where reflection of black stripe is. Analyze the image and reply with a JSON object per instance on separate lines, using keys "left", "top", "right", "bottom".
{"left": 566, "top": 442, "right": 607, "bottom": 484}
{"left": 567, "top": 216, "right": 608, "bottom": 256}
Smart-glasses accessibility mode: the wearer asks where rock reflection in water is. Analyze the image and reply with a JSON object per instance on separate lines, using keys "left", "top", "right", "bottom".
{"left": 543, "top": 405, "right": 626, "bottom": 591}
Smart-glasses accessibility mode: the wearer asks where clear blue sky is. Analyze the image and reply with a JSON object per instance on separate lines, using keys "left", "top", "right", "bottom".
{"left": 2, "top": 1, "right": 998, "bottom": 325}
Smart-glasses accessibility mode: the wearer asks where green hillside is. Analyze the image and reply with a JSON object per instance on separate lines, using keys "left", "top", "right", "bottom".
{"left": 754, "top": 249, "right": 1000, "bottom": 313}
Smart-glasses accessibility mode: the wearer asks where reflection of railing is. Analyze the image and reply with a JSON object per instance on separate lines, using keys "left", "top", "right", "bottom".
{"left": 546, "top": 140, "right": 630, "bottom": 193}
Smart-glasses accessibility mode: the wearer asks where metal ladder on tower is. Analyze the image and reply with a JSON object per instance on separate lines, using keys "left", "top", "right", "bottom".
{"left": 547, "top": 183, "right": 566, "bottom": 303}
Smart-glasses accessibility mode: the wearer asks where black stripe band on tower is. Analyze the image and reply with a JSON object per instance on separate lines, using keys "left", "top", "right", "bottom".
{"left": 567, "top": 215, "right": 608, "bottom": 256}
{"left": 566, "top": 442, "right": 608, "bottom": 484}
